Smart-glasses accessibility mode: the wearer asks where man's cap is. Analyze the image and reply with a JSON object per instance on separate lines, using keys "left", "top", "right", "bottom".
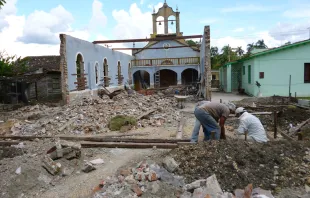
{"left": 235, "top": 107, "right": 246, "bottom": 115}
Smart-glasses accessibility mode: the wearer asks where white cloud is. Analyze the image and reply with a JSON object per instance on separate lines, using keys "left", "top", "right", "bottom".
{"left": 283, "top": 6, "right": 310, "bottom": 18}
{"left": 233, "top": 28, "right": 244, "bottom": 33}
{"left": 140, "top": 0, "right": 144, "bottom": 5}
{"left": 17, "top": 5, "right": 74, "bottom": 44}
{"left": 200, "top": 18, "right": 218, "bottom": 24}
{"left": 269, "top": 21, "right": 310, "bottom": 43}
{"left": 221, "top": 4, "right": 276, "bottom": 13}
{"left": 0, "top": 0, "right": 17, "bottom": 30}
{"left": 0, "top": 0, "right": 109, "bottom": 57}
{"left": 88, "top": 0, "right": 107, "bottom": 33}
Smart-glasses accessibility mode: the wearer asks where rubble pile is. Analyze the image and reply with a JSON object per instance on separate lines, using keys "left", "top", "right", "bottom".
{"left": 0, "top": 91, "right": 179, "bottom": 136}
{"left": 92, "top": 159, "right": 185, "bottom": 198}
{"left": 170, "top": 140, "right": 310, "bottom": 193}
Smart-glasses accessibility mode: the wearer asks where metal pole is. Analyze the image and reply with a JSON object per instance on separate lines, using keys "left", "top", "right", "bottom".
{"left": 220, "top": 99, "right": 222, "bottom": 103}
{"left": 289, "top": 75, "right": 291, "bottom": 97}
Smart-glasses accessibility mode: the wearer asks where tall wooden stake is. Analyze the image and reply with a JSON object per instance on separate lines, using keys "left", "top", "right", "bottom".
{"left": 204, "top": 26, "right": 212, "bottom": 101}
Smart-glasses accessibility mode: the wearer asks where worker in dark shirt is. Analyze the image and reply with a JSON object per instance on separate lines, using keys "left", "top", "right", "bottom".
{"left": 194, "top": 102, "right": 236, "bottom": 140}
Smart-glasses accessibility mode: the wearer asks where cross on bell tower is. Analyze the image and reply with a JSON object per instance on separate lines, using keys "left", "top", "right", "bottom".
{"left": 151, "top": 1, "right": 181, "bottom": 37}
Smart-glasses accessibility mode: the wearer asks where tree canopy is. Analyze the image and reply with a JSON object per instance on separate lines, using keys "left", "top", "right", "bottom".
{"left": 210, "top": 39, "right": 269, "bottom": 70}
{"left": 0, "top": 51, "right": 29, "bottom": 77}
{"left": 0, "top": 0, "right": 6, "bottom": 9}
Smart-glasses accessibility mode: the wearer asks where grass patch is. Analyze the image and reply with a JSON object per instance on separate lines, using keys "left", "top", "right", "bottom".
{"left": 297, "top": 97, "right": 310, "bottom": 100}
{"left": 109, "top": 115, "right": 137, "bottom": 131}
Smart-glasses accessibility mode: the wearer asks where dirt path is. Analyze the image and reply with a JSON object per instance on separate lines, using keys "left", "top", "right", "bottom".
{"left": 36, "top": 148, "right": 165, "bottom": 198}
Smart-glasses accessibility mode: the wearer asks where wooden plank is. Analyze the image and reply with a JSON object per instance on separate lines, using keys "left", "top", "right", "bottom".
{"left": 176, "top": 113, "right": 185, "bottom": 139}
{"left": 81, "top": 141, "right": 178, "bottom": 149}
{"left": 288, "top": 118, "right": 310, "bottom": 136}
{"left": 93, "top": 35, "right": 203, "bottom": 44}
{"left": 113, "top": 46, "right": 195, "bottom": 50}
{"left": 0, "top": 135, "right": 190, "bottom": 143}
{"left": 0, "top": 141, "right": 20, "bottom": 146}
{"left": 136, "top": 109, "right": 156, "bottom": 120}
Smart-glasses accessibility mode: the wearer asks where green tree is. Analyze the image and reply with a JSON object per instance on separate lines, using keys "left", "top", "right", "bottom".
{"left": 186, "top": 39, "right": 197, "bottom": 46}
{"left": 0, "top": 0, "right": 6, "bottom": 9}
{"left": 236, "top": 46, "right": 244, "bottom": 57}
{"left": 255, "top": 39, "right": 268, "bottom": 49}
{"left": 0, "top": 51, "right": 29, "bottom": 76}
{"left": 247, "top": 43, "right": 255, "bottom": 53}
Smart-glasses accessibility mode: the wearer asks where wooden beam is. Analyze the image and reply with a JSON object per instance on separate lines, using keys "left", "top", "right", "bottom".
{"left": 176, "top": 113, "right": 185, "bottom": 139}
{"left": 0, "top": 135, "right": 190, "bottom": 143}
{"left": 81, "top": 141, "right": 178, "bottom": 149}
{"left": 0, "top": 141, "right": 20, "bottom": 146}
{"left": 93, "top": 35, "right": 203, "bottom": 44}
{"left": 112, "top": 46, "right": 196, "bottom": 50}
{"left": 288, "top": 118, "right": 310, "bottom": 136}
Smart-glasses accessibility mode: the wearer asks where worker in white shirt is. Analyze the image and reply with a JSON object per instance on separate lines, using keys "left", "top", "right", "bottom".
{"left": 235, "top": 107, "right": 269, "bottom": 143}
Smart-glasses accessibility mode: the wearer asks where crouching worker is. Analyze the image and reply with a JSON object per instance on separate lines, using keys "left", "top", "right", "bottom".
{"left": 194, "top": 102, "right": 236, "bottom": 140}
{"left": 235, "top": 107, "right": 269, "bottom": 143}
{"left": 190, "top": 100, "right": 210, "bottom": 142}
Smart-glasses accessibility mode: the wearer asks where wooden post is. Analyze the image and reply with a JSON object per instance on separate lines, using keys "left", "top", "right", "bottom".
{"left": 204, "top": 26, "right": 212, "bottom": 101}
{"left": 220, "top": 99, "right": 222, "bottom": 103}
{"left": 274, "top": 111, "right": 278, "bottom": 139}
{"left": 245, "top": 131, "right": 248, "bottom": 141}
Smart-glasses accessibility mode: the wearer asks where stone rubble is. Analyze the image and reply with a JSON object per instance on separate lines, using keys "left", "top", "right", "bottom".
{"left": 1, "top": 91, "right": 180, "bottom": 136}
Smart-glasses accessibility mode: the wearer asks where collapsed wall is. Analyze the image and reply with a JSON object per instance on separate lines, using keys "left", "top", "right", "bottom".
{"left": 59, "top": 34, "right": 134, "bottom": 104}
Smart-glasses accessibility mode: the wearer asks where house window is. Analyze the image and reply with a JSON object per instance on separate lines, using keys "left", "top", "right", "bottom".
{"left": 305, "top": 63, "right": 310, "bottom": 83}
{"left": 212, "top": 75, "right": 216, "bottom": 80}
{"left": 248, "top": 65, "right": 251, "bottom": 84}
{"left": 243, "top": 66, "right": 245, "bottom": 75}
{"left": 259, "top": 72, "right": 264, "bottom": 79}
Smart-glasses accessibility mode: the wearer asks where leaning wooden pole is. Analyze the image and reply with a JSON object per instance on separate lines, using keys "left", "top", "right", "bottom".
{"left": 204, "top": 26, "right": 212, "bottom": 101}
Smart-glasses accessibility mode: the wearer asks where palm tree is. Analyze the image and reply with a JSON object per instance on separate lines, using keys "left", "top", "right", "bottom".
{"left": 236, "top": 46, "right": 244, "bottom": 57}
{"left": 255, "top": 39, "right": 268, "bottom": 49}
{"left": 210, "top": 46, "right": 219, "bottom": 57}
{"left": 0, "top": 0, "right": 6, "bottom": 9}
{"left": 247, "top": 43, "right": 255, "bottom": 53}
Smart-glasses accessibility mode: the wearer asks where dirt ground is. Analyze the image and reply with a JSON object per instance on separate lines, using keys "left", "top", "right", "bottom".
{"left": 170, "top": 140, "right": 310, "bottom": 193}
{"left": 0, "top": 93, "right": 310, "bottom": 198}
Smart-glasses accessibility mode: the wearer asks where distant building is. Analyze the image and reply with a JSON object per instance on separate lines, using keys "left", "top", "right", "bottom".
{"left": 131, "top": 2, "right": 201, "bottom": 89}
{"left": 219, "top": 39, "right": 310, "bottom": 97}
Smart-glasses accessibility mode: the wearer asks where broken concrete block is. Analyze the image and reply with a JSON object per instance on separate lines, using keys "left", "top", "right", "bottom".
{"left": 60, "top": 140, "right": 81, "bottom": 150}
{"left": 151, "top": 181, "right": 160, "bottom": 194}
{"left": 163, "top": 157, "right": 178, "bottom": 173}
{"left": 184, "top": 179, "right": 207, "bottom": 191}
{"left": 89, "top": 158, "right": 104, "bottom": 165}
{"left": 42, "top": 155, "right": 61, "bottom": 175}
{"left": 148, "top": 170, "right": 158, "bottom": 182}
{"left": 125, "top": 175, "right": 137, "bottom": 184}
{"left": 131, "top": 184, "right": 143, "bottom": 196}
{"left": 120, "top": 169, "right": 131, "bottom": 177}
{"left": 202, "top": 174, "right": 223, "bottom": 197}
{"left": 15, "top": 167, "right": 21, "bottom": 175}
{"left": 82, "top": 162, "right": 96, "bottom": 173}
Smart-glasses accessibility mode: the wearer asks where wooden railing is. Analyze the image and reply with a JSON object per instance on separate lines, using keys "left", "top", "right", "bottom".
{"left": 131, "top": 57, "right": 200, "bottom": 67}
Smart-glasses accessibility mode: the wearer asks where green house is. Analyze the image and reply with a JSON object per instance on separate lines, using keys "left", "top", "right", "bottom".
{"left": 219, "top": 39, "right": 310, "bottom": 97}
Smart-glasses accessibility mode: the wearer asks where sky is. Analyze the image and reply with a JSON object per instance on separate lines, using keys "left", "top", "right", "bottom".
{"left": 0, "top": 0, "right": 310, "bottom": 57}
